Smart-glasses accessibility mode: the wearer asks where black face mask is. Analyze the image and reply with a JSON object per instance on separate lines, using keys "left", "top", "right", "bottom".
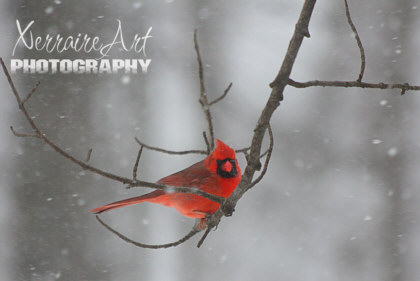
{"left": 216, "top": 158, "right": 238, "bottom": 178}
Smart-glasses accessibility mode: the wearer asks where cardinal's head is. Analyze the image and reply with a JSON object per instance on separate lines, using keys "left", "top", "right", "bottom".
{"left": 206, "top": 139, "right": 240, "bottom": 179}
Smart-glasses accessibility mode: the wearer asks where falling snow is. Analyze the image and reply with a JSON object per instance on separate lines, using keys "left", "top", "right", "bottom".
{"left": 132, "top": 2, "right": 143, "bottom": 9}
{"left": 364, "top": 215, "right": 372, "bottom": 221}
{"left": 77, "top": 198, "right": 86, "bottom": 206}
{"left": 387, "top": 147, "right": 399, "bottom": 157}
{"left": 380, "top": 100, "right": 388, "bottom": 106}
{"left": 45, "top": 6, "right": 54, "bottom": 14}
{"left": 121, "top": 75, "right": 131, "bottom": 85}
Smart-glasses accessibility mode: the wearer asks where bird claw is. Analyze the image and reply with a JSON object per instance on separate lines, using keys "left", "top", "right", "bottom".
{"left": 199, "top": 218, "right": 208, "bottom": 230}
{"left": 193, "top": 218, "right": 208, "bottom": 230}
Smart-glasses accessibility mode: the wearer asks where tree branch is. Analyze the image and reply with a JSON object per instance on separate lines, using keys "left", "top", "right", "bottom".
{"left": 21, "top": 81, "right": 40, "bottom": 107}
{"left": 10, "top": 126, "right": 41, "bottom": 138}
{"left": 209, "top": 82, "right": 233, "bottom": 106}
{"left": 84, "top": 148, "right": 93, "bottom": 162}
{"left": 132, "top": 145, "right": 143, "bottom": 181}
{"left": 194, "top": 30, "right": 215, "bottom": 151}
{"left": 95, "top": 215, "right": 200, "bottom": 249}
{"left": 248, "top": 123, "right": 274, "bottom": 190}
{"left": 344, "top": 0, "right": 365, "bottom": 82}
{"left": 135, "top": 137, "right": 207, "bottom": 155}
{"left": 287, "top": 79, "right": 420, "bottom": 95}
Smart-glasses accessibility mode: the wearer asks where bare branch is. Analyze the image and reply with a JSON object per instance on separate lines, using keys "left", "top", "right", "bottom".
{"left": 10, "top": 126, "right": 40, "bottom": 138}
{"left": 135, "top": 137, "right": 207, "bottom": 155}
{"left": 209, "top": 83, "right": 233, "bottom": 106}
{"left": 344, "top": 0, "right": 365, "bottom": 82}
{"left": 248, "top": 123, "right": 274, "bottom": 190}
{"left": 235, "top": 146, "right": 250, "bottom": 154}
{"left": 287, "top": 78, "right": 420, "bottom": 92}
{"left": 259, "top": 148, "right": 269, "bottom": 159}
{"left": 197, "top": 228, "right": 211, "bottom": 248}
{"left": 21, "top": 81, "right": 40, "bottom": 106}
{"left": 1, "top": 58, "right": 23, "bottom": 107}
{"left": 132, "top": 145, "right": 143, "bottom": 181}
{"left": 202, "top": 131, "right": 210, "bottom": 154}
{"left": 194, "top": 30, "right": 206, "bottom": 102}
{"left": 84, "top": 148, "right": 93, "bottom": 162}
{"left": 194, "top": 30, "right": 215, "bottom": 150}
{"left": 95, "top": 215, "right": 200, "bottom": 249}
{"left": 234, "top": 146, "right": 251, "bottom": 163}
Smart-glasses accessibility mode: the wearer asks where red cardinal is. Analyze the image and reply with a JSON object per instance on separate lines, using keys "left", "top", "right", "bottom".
{"left": 90, "top": 140, "right": 241, "bottom": 226}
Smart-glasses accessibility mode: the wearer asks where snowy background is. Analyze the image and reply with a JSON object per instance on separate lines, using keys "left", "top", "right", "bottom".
{"left": 1, "top": 0, "right": 420, "bottom": 280}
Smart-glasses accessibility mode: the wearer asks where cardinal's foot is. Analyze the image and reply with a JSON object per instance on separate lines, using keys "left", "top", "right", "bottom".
{"left": 199, "top": 218, "right": 208, "bottom": 230}
{"left": 193, "top": 218, "right": 208, "bottom": 230}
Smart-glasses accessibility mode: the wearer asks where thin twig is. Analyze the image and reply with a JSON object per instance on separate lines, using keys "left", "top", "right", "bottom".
{"left": 248, "top": 124, "right": 274, "bottom": 190}
{"left": 194, "top": 30, "right": 215, "bottom": 151}
{"left": 235, "top": 146, "right": 251, "bottom": 154}
{"left": 10, "top": 126, "right": 40, "bottom": 138}
{"left": 197, "top": 228, "right": 211, "bottom": 248}
{"left": 287, "top": 78, "right": 420, "bottom": 92}
{"left": 259, "top": 147, "right": 269, "bottom": 159}
{"left": 135, "top": 137, "right": 207, "bottom": 155}
{"left": 209, "top": 83, "right": 233, "bottom": 106}
{"left": 235, "top": 146, "right": 251, "bottom": 162}
{"left": 133, "top": 145, "right": 143, "bottom": 181}
{"left": 1, "top": 58, "right": 24, "bottom": 107}
{"left": 194, "top": 30, "right": 206, "bottom": 103}
{"left": 21, "top": 81, "right": 40, "bottom": 107}
{"left": 202, "top": 131, "right": 210, "bottom": 154}
{"left": 344, "top": 0, "right": 365, "bottom": 82}
{"left": 95, "top": 215, "right": 200, "bottom": 249}
{"left": 85, "top": 148, "right": 92, "bottom": 162}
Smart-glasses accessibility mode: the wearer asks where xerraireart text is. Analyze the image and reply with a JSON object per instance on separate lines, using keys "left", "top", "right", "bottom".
{"left": 10, "top": 19, "right": 152, "bottom": 74}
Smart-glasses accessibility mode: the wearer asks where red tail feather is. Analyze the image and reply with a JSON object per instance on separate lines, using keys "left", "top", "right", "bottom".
{"left": 90, "top": 190, "right": 165, "bottom": 214}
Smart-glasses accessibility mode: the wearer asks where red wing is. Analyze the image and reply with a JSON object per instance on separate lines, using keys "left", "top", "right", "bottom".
{"left": 157, "top": 160, "right": 212, "bottom": 188}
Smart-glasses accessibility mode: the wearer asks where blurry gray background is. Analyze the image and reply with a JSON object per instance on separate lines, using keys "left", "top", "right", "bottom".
{"left": 1, "top": 0, "right": 420, "bottom": 280}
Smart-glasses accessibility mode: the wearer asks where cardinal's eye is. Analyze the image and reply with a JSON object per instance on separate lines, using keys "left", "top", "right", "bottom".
{"left": 216, "top": 159, "right": 237, "bottom": 178}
